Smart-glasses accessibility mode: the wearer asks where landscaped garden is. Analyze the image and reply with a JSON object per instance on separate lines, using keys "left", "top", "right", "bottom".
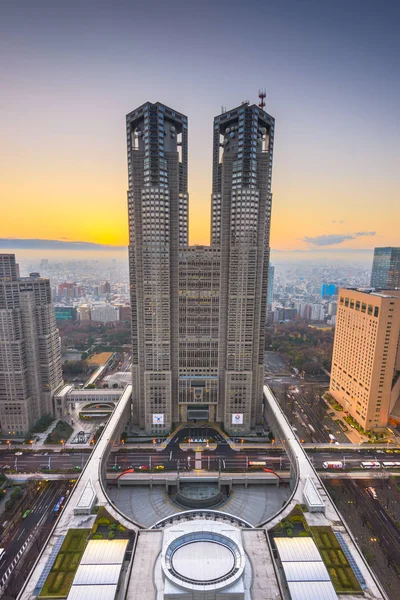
{"left": 270, "top": 504, "right": 310, "bottom": 537}
{"left": 310, "top": 526, "right": 361, "bottom": 593}
{"left": 39, "top": 529, "right": 90, "bottom": 598}
{"left": 270, "top": 506, "right": 362, "bottom": 594}
{"left": 45, "top": 420, "right": 73, "bottom": 444}
{"left": 91, "top": 506, "right": 127, "bottom": 540}
{"left": 324, "top": 393, "right": 344, "bottom": 412}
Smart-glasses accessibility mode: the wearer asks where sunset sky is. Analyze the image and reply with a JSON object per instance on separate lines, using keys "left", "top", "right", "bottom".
{"left": 1, "top": 0, "right": 399, "bottom": 259}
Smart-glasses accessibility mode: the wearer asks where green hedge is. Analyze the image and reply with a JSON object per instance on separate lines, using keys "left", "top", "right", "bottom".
{"left": 310, "top": 526, "right": 361, "bottom": 593}
{"left": 39, "top": 529, "right": 89, "bottom": 598}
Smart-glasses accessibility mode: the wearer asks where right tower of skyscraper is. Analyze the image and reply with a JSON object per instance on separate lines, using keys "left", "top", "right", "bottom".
{"left": 211, "top": 103, "right": 275, "bottom": 432}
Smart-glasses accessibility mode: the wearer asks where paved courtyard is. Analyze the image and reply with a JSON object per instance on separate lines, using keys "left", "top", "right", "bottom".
{"left": 107, "top": 483, "right": 290, "bottom": 528}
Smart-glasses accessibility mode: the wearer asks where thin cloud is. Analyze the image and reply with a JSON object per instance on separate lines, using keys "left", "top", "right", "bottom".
{"left": 304, "top": 231, "right": 376, "bottom": 247}
{"left": 0, "top": 238, "right": 125, "bottom": 250}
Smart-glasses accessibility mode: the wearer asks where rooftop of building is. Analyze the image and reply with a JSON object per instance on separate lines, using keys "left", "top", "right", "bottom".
{"left": 339, "top": 287, "right": 400, "bottom": 299}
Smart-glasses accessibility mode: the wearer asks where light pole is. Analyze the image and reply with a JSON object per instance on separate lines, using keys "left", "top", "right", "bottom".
{"left": 241, "top": 439, "right": 244, "bottom": 450}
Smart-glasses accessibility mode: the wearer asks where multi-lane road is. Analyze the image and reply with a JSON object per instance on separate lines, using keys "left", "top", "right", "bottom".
{"left": 342, "top": 480, "right": 400, "bottom": 568}
{"left": 1, "top": 433, "right": 400, "bottom": 475}
{"left": 0, "top": 450, "right": 90, "bottom": 473}
{"left": 0, "top": 480, "right": 73, "bottom": 595}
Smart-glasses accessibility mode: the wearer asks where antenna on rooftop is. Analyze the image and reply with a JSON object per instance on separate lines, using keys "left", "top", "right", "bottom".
{"left": 258, "top": 89, "right": 266, "bottom": 110}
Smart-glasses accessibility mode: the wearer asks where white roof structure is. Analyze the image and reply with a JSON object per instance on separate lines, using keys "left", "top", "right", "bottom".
{"left": 274, "top": 537, "right": 337, "bottom": 600}
{"left": 67, "top": 540, "right": 129, "bottom": 600}
{"left": 73, "top": 564, "right": 121, "bottom": 585}
{"left": 287, "top": 581, "right": 337, "bottom": 600}
{"left": 172, "top": 540, "right": 235, "bottom": 582}
{"left": 274, "top": 537, "right": 321, "bottom": 562}
{"left": 74, "top": 480, "right": 97, "bottom": 515}
{"left": 283, "top": 561, "right": 330, "bottom": 582}
{"left": 80, "top": 539, "right": 128, "bottom": 565}
{"left": 67, "top": 586, "right": 117, "bottom": 600}
{"left": 303, "top": 477, "right": 325, "bottom": 513}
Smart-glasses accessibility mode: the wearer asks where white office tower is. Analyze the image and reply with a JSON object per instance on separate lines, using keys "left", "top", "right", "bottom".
{"left": 0, "top": 254, "right": 63, "bottom": 435}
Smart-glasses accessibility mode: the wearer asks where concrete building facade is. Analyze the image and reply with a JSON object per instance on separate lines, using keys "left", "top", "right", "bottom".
{"left": 127, "top": 101, "right": 274, "bottom": 434}
{"left": 90, "top": 303, "right": 120, "bottom": 323}
{"left": 330, "top": 288, "right": 400, "bottom": 429}
{"left": 0, "top": 254, "right": 63, "bottom": 435}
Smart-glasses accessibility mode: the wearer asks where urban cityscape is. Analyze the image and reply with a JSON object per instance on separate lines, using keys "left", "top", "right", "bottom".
{"left": 1, "top": 2, "right": 400, "bottom": 600}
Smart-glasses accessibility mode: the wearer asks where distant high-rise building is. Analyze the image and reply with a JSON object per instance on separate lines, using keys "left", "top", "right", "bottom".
{"left": 55, "top": 307, "right": 77, "bottom": 321}
{"left": 0, "top": 254, "right": 63, "bottom": 435}
{"left": 91, "top": 304, "right": 119, "bottom": 323}
{"left": 267, "top": 264, "right": 275, "bottom": 305}
{"left": 99, "top": 281, "right": 111, "bottom": 295}
{"left": 321, "top": 283, "right": 337, "bottom": 298}
{"left": 58, "top": 282, "right": 82, "bottom": 298}
{"left": 330, "top": 288, "right": 400, "bottom": 429}
{"left": 127, "top": 100, "right": 274, "bottom": 434}
{"left": 370, "top": 247, "right": 400, "bottom": 289}
{"left": 118, "top": 305, "right": 131, "bottom": 322}
{"left": 78, "top": 304, "right": 91, "bottom": 321}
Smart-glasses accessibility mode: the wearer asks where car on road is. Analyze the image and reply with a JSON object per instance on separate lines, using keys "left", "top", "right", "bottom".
{"left": 328, "top": 412, "right": 335, "bottom": 417}
{"left": 138, "top": 465, "right": 149, "bottom": 470}
{"left": 2, "top": 465, "right": 11, "bottom": 470}
{"left": 15, "top": 452, "right": 23, "bottom": 456}
{"left": 376, "top": 450, "right": 385, "bottom": 454}
{"left": 366, "top": 487, "right": 378, "bottom": 499}
{"left": 73, "top": 466, "right": 82, "bottom": 471}
{"left": 112, "top": 465, "right": 121, "bottom": 471}
{"left": 154, "top": 465, "right": 165, "bottom": 471}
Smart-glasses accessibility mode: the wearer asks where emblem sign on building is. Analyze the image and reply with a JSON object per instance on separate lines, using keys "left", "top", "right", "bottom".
{"left": 152, "top": 413, "right": 164, "bottom": 425}
{"left": 232, "top": 413, "right": 244, "bottom": 425}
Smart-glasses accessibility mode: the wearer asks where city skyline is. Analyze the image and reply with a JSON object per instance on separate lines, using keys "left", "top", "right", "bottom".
{"left": 1, "top": 0, "right": 399, "bottom": 258}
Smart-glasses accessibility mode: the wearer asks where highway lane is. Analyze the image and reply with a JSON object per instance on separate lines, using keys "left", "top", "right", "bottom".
{"left": 0, "top": 451, "right": 90, "bottom": 473}
{"left": 2, "top": 445, "right": 400, "bottom": 474}
{"left": 343, "top": 480, "right": 400, "bottom": 567}
{"left": 0, "top": 480, "right": 72, "bottom": 586}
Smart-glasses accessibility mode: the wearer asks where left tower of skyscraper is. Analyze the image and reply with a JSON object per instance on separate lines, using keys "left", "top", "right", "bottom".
{"left": 127, "top": 103, "right": 188, "bottom": 432}
{"left": 0, "top": 254, "right": 63, "bottom": 435}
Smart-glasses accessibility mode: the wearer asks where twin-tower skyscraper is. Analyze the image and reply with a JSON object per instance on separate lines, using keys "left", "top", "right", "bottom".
{"left": 127, "top": 101, "right": 274, "bottom": 434}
